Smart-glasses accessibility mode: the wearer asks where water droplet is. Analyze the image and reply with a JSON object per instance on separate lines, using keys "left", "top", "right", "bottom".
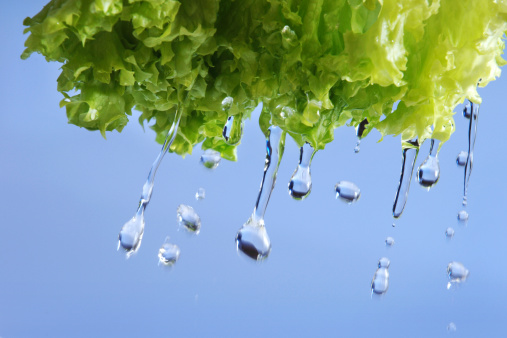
{"left": 462, "top": 102, "right": 478, "bottom": 119}
{"left": 236, "top": 126, "right": 285, "bottom": 261}
{"left": 392, "top": 223, "right": 396, "bottom": 227}
{"left": 371, "top": 267, "right": 389, "bottom": 295}
{"left": 222, "top": 114, "right": 244, "bottom": 146}
{"left": 221, "top": 96, "right": 233, "bottom": 111}
{"left": 158, "top": 238, "right": 180, "bottom": 266}
{"left": 177, "top": 204, "right": 201, "bottom": 234}
{"left": 200, "top": 149, "right": 221, "bottom": 169}
{"left": 378, "top": 257, "right": 391, "bottom": 268}
{"left": 447, "top": 261, "right": 469, "bottom": 285}
{"left": 335, "top": 181, "right": 361, "bottom": 203}
{"left": 393, "top": 139, "right": 419, "bottom": 218}
{"left": 385, "top": 237, "right": 395, "bottom": 247}
{"left": 288, "top": 143, "right": 315, "bottom": 200}
{"left": 445, "top": 227, "right": 455, "bottom": 238}
{"left": 456, "top": 151, "right": 468, "bottom": 166}
{"left": 118, "top": 214, "right": 145, "bottom": 257}
{"left": 354, "top": 119, "right": 368, "bottom": 153}
{"left": 462, "top": 100, "right": 479, "bottom": 206}
{"left": 447, "top": 322, "right": 457, "bottom": 332}
{"left": 354, "top": 141, "right": 361, "bottom": 153}
{"left": 457, "top": 210, "right": 469, "bottom": 222}
{"left": 118, "top": 108, "right": 182, "bottom": 256}
{"left": 195, "top": 187, "right": 205, "bottom": 200}
{"left": 417, "top": 139, "right": 440, "bottom": 189}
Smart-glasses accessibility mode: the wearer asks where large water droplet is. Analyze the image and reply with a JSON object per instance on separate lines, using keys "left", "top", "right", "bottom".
{"left": 457, "top": 210, "right": 469, "bottom": 222}
{"left": 158, "top": 238, "right": 180, "bottom": 266}
{"left": 118, "top": 214, "right": 145, "bottom": 257}
{"left": 456, "top": 151, "right": 467, "bottom": 167}
{"left": 447, "top": 262, "right": 469, "bottom": 287}
{"left": 462, "top": 100, "right": 479, "bottom": 206}
{"left": 235, "top": 218, "right": 271, "bottom": 261}
{"left": 371, "top": 267, "right": 389, "bottom": 295}
{"left": 335, "top": 181, "right": 361, "bottom": 203}
{"left": 222, "top": 114, "right": 244, "bottom": 146}
{"left": 445, "top": 227, "right": 455, "bottom": 238}
{"left": 417, "top": 139, "right": 440, "bottom": 189}
{"left": 385, "top": 237, "right": 395, "bottom": 247}
{"left": 393, "top": 139, "right": 419, "bottom": 218}
{"left": 288, "top": 143, "right": 315, "bottom": 200}
{"left": 200, "top": 149, "right": 221, "bottom": 169}
{"left": 177, "top": 204, "right": 201, "bottom": 234}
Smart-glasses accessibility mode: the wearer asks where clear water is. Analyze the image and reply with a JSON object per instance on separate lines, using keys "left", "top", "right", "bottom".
{"left": 177, "top": 204, "right": 201, "bottom": 234}
{"left": 378, "top": 257, "right": 391, "bottom": 268}
{"left": 385, "top": 237, "right": 395, "bottom": 247}
{"left": 445, "top": 227, "right": 455, "bottom": 238}
{"left": 457, "top": 210, "right": 469, "bottom": 222}
{"left": 447, "top": 261, "right": 469, "bottom": 284}
{"left": 462, "top": 101, "right": 480, "bottom": 206}
{"left": 222, "top": 114, "right": 244, "bottom": 146}
{"left": 288, "top": 143, "right": 315, "bottom": 200}
{"left": 118, "top": 214, "right": 145, "bottom": 257}
{"left": 371, "top": 267, "right": 389, "bottom": 295}
{"left": 417, "top": 139, "right": 440, "bottom": 189}
{"left": 200, "top": 149, "right": 221, "bottom": 169}
{"left": 236, "top": 126, "right": 285, "bottom": 261}
{"left": 456, "top": 151, "right": 467, "bottom": 166}
{"left": 354, "top": 119, "right": 368, "bottom": 153}
{"left": 195, "top": 187, "right": 205, "bottom": 201}
{"left": 392, "top": 139, "right": 419, "bottom": 218}
{"left": 334, "top": 181, "right": 361, "bottom": 203}
{"left": 447, "top": 322, "right": 457, "bottom": 332}
{"left": 158, "top": 238, "right": 180, "bottom": 266}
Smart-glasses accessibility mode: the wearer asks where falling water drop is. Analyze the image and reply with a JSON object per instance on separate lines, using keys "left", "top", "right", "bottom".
{"left": 118, "top": 107, "right": 182, "bottom": 257}
{"left": 447, "top": 322, "right": 457, "bottom": 332}
{"left": 385, "top": 237, "right": 395, "bottom": 247}
{"left": 445, "top": 227, "right": 455, "bottom": 238}
{"left": 195, "top": 187, "right": 205, "bottom": 201}
{"left": 417, "top": 139, "right": 440, "bottom": 189}
{"left": 371, "top": 267, "right": 389, "bottom": 295}
{"left": 236, "top": 126, "right": 286, "bottom": 261}
{"left": 177, "top": 204, "right": 201, "bottom": 234}
{"left": 393, "top": 139, "right": 419, "bottom": 218}
{"left": 335, "top": 181, "right": 361, "bottom": 204}
{"left": 222, "top": 114, "right": 244, "bottom": 146}
{"left": 462, "top": 100, "right": 479, "bottom": 206}
{"left": 288, "top": 143, "right": 316, "bottom": 200}
{"left": 456, "top": 151, "right": 467, "bottom": 167}
{"left": 447, "top": 261, "right": 469, "bottom": 287}
{"left": 158, "top": 237, "right": 180, "bottom": 266}
{"left": 378, "top": 257, "right": 391, "bottom": 268}
{"left": 200, "top": 149, "right": 221, "bottom": 169}
{"left": 354, "top": 119, "right": 368, "bottom": 153}
{"left": 457, "top": 210, "right": 469, "bottom": 222}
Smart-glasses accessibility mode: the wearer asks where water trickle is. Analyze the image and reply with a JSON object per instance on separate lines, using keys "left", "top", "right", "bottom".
{"left": 456, "top": 151, "right": 467, "bottom": 167}
{"left": 385, "top": 237, "right": 395, "bottom": 247}
{"left": 158, "top": 237, "right": 180, "bottom": 266}
{"left": 457, "top": 210, "right": 469, "bottom": 222}
{"left": 118, "top": 108, "right": 182, "bottom": 257}
{"left": 393, "top": 139, "right": 419, "bottom": 218}
{"left": 417, "top": 139, "right": 440, "bottom": 189}
{"left": 354, "top": 119, "right": 369, "bottom": 153}
{"left": 445, "top": 227, "right": 455, "bottom": 238}
{"left": 334, "top": 181, "right": 361, "bottom": 203}
{"left": 177, "top": 204, "right": 201, "bottom": 234}
{"left": 462, "top": 100, "right": 480, "bottom": 206}
{"left": 236, "top": 126, "right": 286, "bottom": 261}
{"left": 200, "top": 149, "right": 221, "bottom": 169}
{"left": 195, "top": 187, "right": 205, "bottom": 201}
{"left": 447, "top": 261, "right": 469, "bottom": 287}
{"left": 288, "top": 143, "right": 316, "bottom": 200}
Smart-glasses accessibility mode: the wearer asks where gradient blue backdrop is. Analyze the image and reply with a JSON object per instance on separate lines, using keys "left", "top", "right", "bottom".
{"left": 1, "top": 2, "right": 506, "bottom": 337}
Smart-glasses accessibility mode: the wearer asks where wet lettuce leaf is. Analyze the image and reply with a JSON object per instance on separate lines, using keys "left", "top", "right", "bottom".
{"left": 22, "top": 0, "right": 507, "bottom": 156}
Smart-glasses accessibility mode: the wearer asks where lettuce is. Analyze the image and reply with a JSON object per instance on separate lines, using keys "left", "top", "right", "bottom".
{"left": 22, "top": 0, "right": 507, "bottom": 156}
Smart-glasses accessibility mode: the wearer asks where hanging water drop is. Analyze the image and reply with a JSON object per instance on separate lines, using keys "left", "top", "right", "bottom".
{"left": 462, "top": 100, "right": 480, "bottom": 207}
{"left": 457, "top": 210, "right": 469, "bottom": 222}
{"left": 417, "top": 139, "right": 440, "bottom": 189}
{"left": 177, "top": 204, "right": 201, "bottom": 234}
{"left": 236, "top": 126, "right": 285, "bottom": 261}
{"left": 288, "top": 143, "right": 316, "bottom": 200}
{"left": 200, "top": 149, "right": 221, "bottom": 169}
{"left": 393, "top": 139, "right": 419, "bottom": 218}
{"left": 385, "top": 237, "right": 395, "bottom": 247}
{"left": 221, "top": 96, "right": 233, "bottom": 111}
{"left": 334, "top": 181, "right": 361, "bottom": 204}
{"left": 222, "top": 114, "right": 244, "bottom": 146}
{"left": 445, "top": 227, "right": 455, "bottom": 238}
{"left": 456, "top": 151, "right": 467, "bottom": 166}
{"left": 195, "top": 187, "right": 205, "bottom": 200}
{"left": 118, "top": 107, "right": 182, "bottom": 257}
{"left": 447, "top": 261, "right": 469, "bottom": 287}
{"left": 354, "top": 119, "right": 368, "bottom": 153}
{"left": 158, "top": 237, "right": 180, "bottom": 266}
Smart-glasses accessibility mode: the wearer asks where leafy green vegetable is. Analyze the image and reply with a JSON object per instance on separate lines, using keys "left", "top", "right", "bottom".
{"left": 22, "top": 0, "right": 507, "bottom": 157}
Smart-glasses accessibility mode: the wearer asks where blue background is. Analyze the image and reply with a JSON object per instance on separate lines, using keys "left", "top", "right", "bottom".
{"left": 1, "top": 1, "right": 506, "bottom": 337}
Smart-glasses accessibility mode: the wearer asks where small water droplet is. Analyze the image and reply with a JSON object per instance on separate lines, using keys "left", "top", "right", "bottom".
{"left": 177, "top": 204, "right": 201, "bottom": 234}
{"left": 158, "top": 238, "right": 180, "bottom": 266}
{"left": 288, "top": 143, "right": 315, "bottom": 200}
{"left": 417, "top": 139, "right": 440, "bottom": 189}
{"left": 392, "top": 223, "right": 396, "bottom": 228}
{"left": 447, "top": 261, "right": 469, "bottom": 285}
{"left": 200, "top": 149, "right": 221, "bottom": 169}
{"left": 222, "top": 114, "right": 244, "bottom": 146}
{"left": 462, "top": 102, "right": 478, "bottom": 119}
{"left": 236, "top": 218, "right": 271, "bottom": 261}
{"left": 378, "top": 257, "right": 391, "bottom": 268}
{"left": 447, "top": 322, "right": 457, "bottom": 332}
{"left": 457, "top": 210, "right": 469, "bottom": 222}
{"left": 354, "top": 140, "right": 361, "bottom": 153}
{"left": 456, "top": 151, "right": 468, "bottom": 166}
{"left": 118, "top": 215, "right": 145, "bottom": 257}
{"left": 195, "top": 187, "right": 205, "bottom": 201}
{"left": 335, "top": 181, "right": 360, "bottom": 203}
{"left": 385, "top": 237, "right": 395, "bottom": 247}
{"left": 371, "top": 267, "right": 389, "bottom": 295}
{"left": 445, "top": 227, "right": 455, "bottom": 238}
{"left": 221, "top": 96, "right": 233, "bottom": 111}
